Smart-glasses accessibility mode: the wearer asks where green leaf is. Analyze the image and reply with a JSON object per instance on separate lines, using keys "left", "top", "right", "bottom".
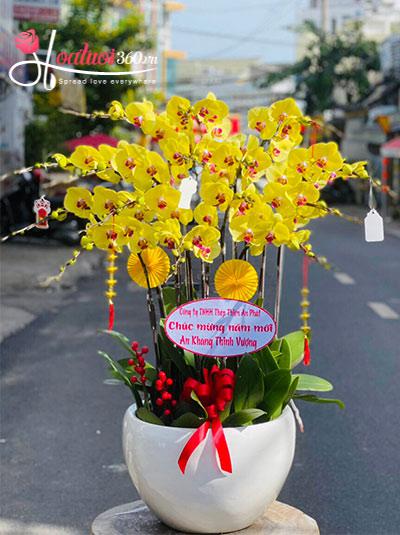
{"left": 190, "top": 391, "right": 208, "bottom": 418}
{"left": 281, "top": 330, "right": 305, "bottom": 368}
{"left": 99, "top": 329, "right": 135, "bottom": 356}
{"left": 285, "top": 376, "right": 299, "bottom": 404}
{"left": 136, "top": 407, "right": 165, "bottom": 425}
{"left": 260, "top": 369, "right": 292, "bottom": 419}
{"left": 98, "top": 350, "right": 131, "bottom": 387}
{"left": 269, "top": 339, "right": 282, "bottom": 353}
{"left": 276, "top": 339, "right": 291, "bottom": 369}
{"left": 234, "top": 355, "right": 264, "bottom": 411}
{"left": 172, "top": 413, "right": 205, "bottom": 428}
{"left": 183, "top": 350, "right": 196, "bottom": 368}
{"left": 158, "top": 326, "right": 192, "bottom": 378}
{"left": 293, "top": 394, "right": 345, "bottom": 409}
{"left": 162, "top": 286, "right": 177, "bottom": 316}
{"left": 223, "top": 409, "right": 266, "bottom": 427}
{"left": 293, "top": 374, "right": 333, "bottom": 392}
{"left": 252, "top": 346, "right": 278, "bottom": 375}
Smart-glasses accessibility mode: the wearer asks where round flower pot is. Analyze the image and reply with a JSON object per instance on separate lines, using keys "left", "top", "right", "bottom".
{"left": 122, "top": 404, "right": 296, "bottom": 534}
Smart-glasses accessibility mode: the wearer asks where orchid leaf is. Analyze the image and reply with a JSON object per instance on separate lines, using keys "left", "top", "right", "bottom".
{"left": 260, "top": 369, "right": 291, "bottom": 419}
{"left": 172, "top": 413, "right": 205, "bottom": 428}
{"left": 234, "top": 355, "right": 264, "bottom": 411}
{"left": 136, "top": 407, "right": 165, "bottom": 426}
{"left": 293, "top": 374, "right": 333, "bottom": 392}
{"left": 223, "top": 409, "right": 266, "bottom": 427}
{"left": 293, "top": 394, "right": 344, "bottom": 409}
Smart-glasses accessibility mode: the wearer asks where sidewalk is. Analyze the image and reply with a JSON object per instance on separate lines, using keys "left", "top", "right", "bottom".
{"left": 0, "top": 240, "right": 101, "bottom": 342}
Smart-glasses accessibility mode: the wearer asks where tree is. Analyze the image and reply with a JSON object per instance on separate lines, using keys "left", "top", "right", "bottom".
{"left": 23, "top": 0, "right": 151, "bottom": 164}
{"left": 260, "top": 21, "right": 380, "bottom": 115}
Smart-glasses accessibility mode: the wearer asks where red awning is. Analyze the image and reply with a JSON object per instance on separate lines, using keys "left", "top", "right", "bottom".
{"left": 381, "top": 137, "right": 400, "bottom": 158}
{"left": 65, "top": 134, "right": 118, "bottom": 151}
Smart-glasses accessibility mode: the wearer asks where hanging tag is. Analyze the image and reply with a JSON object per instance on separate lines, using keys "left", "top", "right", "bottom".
{"left": 33, "top": 196, "right": 51, "bottom": 229}
{"left": 178, "top": 177, "right": 197, "bottom": 209}
{"left": 364, "top": 209, "right": 384, "bottom": 242}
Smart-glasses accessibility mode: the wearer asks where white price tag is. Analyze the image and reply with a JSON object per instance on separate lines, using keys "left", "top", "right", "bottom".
{"left": 178, "top": 177, "right": 197, "bottom": 209}
{"left": 364, "top": 209, "right": 384, "bottom": 242}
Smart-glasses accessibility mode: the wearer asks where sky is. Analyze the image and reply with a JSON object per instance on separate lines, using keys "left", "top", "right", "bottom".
{"left": 171, "top": 0, "right": 306, "bottom": 65}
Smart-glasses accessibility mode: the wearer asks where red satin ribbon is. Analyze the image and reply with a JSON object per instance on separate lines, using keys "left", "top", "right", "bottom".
{"left": 178, "top": 366, "right": 234, "bottom": 474}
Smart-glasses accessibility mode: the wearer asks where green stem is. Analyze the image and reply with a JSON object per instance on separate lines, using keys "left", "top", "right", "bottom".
{"left": 257, "top": 246, "right": 267, "bottom": 305}
{"left": 220, "top": 205, "right": 230, "bottom": 263}
{"left": 138, "top": 253, "right": 160, "bottom": 368}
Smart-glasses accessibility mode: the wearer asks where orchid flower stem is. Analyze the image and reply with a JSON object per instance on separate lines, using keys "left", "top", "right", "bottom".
{"left": 205, "top": 263, "right": 210, "bottom": 298}
{"left": 239, "top": 245, "right": 249, "bottom": 260}
{"left": 138, "top": 253, "right": 160, "bottom": 368}
{"left": 258, "top": 246, "right": 267, "bottom": 305}
{"left": 220, "top": 206, "right": 230, "bottom": 263}
{"left": 201, "top": 261, "right": 206, "bottom": 298}
{"left": 274, "top": 245, "right": 285, "bottom": 334}
{"left": 186, "top": 252, "right": 194, "bottom": 300}
{"left": 156, "top": 286, "right": 165, "bottom": 318}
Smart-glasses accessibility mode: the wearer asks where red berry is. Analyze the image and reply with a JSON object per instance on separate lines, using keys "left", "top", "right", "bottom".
{"left": 130, "top": 376, "right": 138, "bottom": 384}
{"left": 163, "top": 409, "right": 171, "bottom": 416}
{"left": 127, "top": 358, "right": 134, "bottom": 366}
{"left": 131, "top": 341, "right": 139, "bottom": 351}
{"left": 171, "top": 400, "right": 177, "bottom": 407}
{"left": 135, "top": 366, "right": 145, "bottom": 375}
{"left": 156, "top": 398, "right": 163, "bottom": 406}
{"left": 138, "top": 357, "right": 145, "bottom": 366}
{"left": 158, "top": 371, "right": 167, "bottom": 382}
{"left": 141, "top": 346, "right": 149, "bottom": 354}
{"left": 141, "top": 376, "right": 147, "bottom": 382}
{"left": 155, "top": 379, "right": 163, "bottom": 391}
{"left": 161, "top": 391, "right": 169, "bottom": 401}
{"left": 166, "top": 378, "right": 173, "bottom": 386}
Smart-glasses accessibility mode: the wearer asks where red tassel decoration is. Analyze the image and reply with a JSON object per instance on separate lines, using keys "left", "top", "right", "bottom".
{"left": 300, "top": 255, "right": 311, "bottom": 366}
{"left": 108, "top": 302, "right": 115, "bottom": 331}
{"left": 303, "top": 336, "right": 311, "bottom": 366}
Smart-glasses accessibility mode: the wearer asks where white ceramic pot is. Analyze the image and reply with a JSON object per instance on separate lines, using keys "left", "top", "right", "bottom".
{"left": 122, "top": 405, "right": 296, "bottom": 534}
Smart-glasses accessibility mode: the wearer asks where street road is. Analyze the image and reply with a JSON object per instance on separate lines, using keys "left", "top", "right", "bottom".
{"left": 1, "top": 214, "right": 400, "bottom": 534}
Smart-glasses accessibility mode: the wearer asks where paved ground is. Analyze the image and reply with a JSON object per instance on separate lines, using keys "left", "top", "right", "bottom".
{"left": 0, "top": 240, "right": 100, "bottom": 342}
{"left": 1, "top": 214, "right": 400, "bottom": 534}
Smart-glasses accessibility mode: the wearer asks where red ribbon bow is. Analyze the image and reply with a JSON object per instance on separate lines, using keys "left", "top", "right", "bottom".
{"left": 178, "top": 365, "right": 235, "bottom": 475}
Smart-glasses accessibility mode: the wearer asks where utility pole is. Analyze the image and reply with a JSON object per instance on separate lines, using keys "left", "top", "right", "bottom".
{"left": 321, "top": 0, "right": 329, "bottom": 33}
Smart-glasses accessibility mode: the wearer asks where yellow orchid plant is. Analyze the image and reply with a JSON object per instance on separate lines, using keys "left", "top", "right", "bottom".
{"left": 49, "top": 94, "right": 367, "bottom": 427}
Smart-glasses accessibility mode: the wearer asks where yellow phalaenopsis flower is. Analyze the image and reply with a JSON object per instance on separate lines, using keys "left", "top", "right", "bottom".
{"left": 113, "top": 143, "right": 149, "bottom": 188}
{"left": 92, "top": 223, "right": 124, "bottom": 251}
{"left": 247, "top": 107, "right": 276, "bottom": 140}
{"left": 64, "top": 187, "right": 93, "bottom": 219}
{"left": 193, "top": 96, "right": 229, "bottom": 126}
{"left": 127, "top": 246, "right": 170, "bottom": 288}
{"left": 200, "top": 181, "right": 233, "bottom": 212}
{"left": 269, "top": 98, "right": 302, "bottom": 122}
{"left": 214, "top": 259, "right": 258, "bottom": 301}
{"left": 69, "top": 145, "right": 104, "bottom": 172}
{"left": 92, "top": 186, "right": 121, "bottom": 217}
{"left": 144, "top": 184, "right": 181, "bottom": 219}
{"left": 194, "top": 202, "right": 218, "bottom": 227}
{"left": 135, "top": 150, "right": 169, "bottom": 186}
{"left": 160, "top": 134, "right": 192, "bottom": 170}
{"left": 125, "top": 100, "right": 155, "bottom": 129}
{"left": 127, "top": 222, "right": 158, "bottom": 253}
{"left": 97, "top": 144, "right": 120, "bottom": 184}
{"left": 166, "top": 96, "right": 192, "bottom": 132}
{"left": 108, "top": 100, "right": 125, "bottom": 120}
{"left": 154, "top": 218, "right": 182, "bottom": 255}
{"left": 183, "top": 225, "right": 221, "bottom": 262}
